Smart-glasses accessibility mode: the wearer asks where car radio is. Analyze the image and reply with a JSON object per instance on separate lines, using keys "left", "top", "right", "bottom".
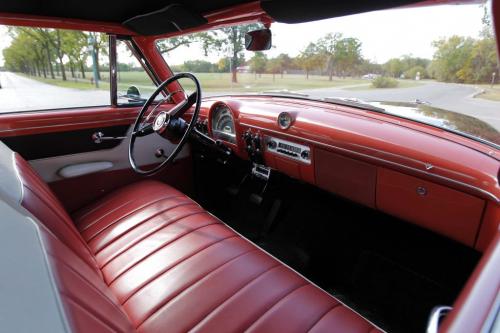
{"left": 265, "top": 136, "right": 311, "bottom": 164}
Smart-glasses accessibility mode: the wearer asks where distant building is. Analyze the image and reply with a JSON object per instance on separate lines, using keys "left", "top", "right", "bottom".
{"left": 236, "top": 65, "right": 250, "bottom": 73}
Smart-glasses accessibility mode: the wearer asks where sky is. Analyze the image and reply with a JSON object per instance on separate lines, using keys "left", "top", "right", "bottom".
{"left": 164, "top": 3, "right": 487, "bottom": 65}
{"left": 0, "top": 3, "right": 489, "bottom": 67}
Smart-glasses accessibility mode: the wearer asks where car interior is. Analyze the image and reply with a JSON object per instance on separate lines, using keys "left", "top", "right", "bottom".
{"left": 0, "top": 1, "right": 499, "bottom": 333}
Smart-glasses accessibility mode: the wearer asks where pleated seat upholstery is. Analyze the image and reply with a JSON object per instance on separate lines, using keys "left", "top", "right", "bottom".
{"left": 1, "top": 140, "right": 382, "bottom": 333}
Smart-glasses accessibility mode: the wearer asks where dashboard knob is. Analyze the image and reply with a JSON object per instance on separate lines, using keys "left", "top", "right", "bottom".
{"left": 301, "top": 150, "right": 310, "bottom": 160}
{"left": 267, "top": 140, "right": 277, "bottom": 149}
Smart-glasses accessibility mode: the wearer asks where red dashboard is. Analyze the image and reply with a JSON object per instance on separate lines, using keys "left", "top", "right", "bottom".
{"left": 195, "top": 95, "right": 500, "bottom": 251}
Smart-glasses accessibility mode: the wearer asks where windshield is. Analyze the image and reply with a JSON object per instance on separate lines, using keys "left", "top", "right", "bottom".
{"left": 157, "top": 1, "right": 500, "bottom": 147}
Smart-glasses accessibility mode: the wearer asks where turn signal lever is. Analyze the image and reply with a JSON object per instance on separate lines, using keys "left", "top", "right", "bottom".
{"left": 191, "top": 127, "right": 232, "bottom": 157}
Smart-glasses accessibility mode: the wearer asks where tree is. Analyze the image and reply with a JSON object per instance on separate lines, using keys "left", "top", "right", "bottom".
{"left": 157, "top": 33, "right": 215, "bottom": 54}
{"left": 333, "top": 36, "right": 362, "bottom": 78}
{"left": 384, "top": 58, "right": 405, "bottom": 78}
{"left": 214, "top": 24, "right": 261, "bottom": 83}
{"left": 358, "top": 59, "right": 383, "bottom": 76}
{"left": 88, "top": 32, "right": 108, "bottom": 80}
{"left": 456, "top": 38, "right": 498, "bottom": 83}
{"left": 317, "top": 33, "right": 363, "bottom": 79}
{"left": 267, "top": 57, "right": 282, "bottom": 81}
{"left": 297, "top": 43, "right": 324, "bottom": 79}
{"left": 3, "top": 29, "right": 48, "bottom": 77}
{"left": 182, "top": 60, "right": 214, "bottom": 72}
{"left": 429, "top": 36, "right": 475, "bottom": 82}
{"left": 217, "top": 57, "right": 230, "bottom": 72}
{"left": 249, "top": 51, "right": 267, "bottom": 78}
{"left": 62, "top": 30, "right": 88, "bottom": 78}
{"left": 158, "top": 24, "right": 261, "bottom": 83}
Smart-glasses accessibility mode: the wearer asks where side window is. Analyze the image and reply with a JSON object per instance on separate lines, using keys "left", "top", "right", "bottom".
{"left": 116, "top": 39, "right": 159, "bottom": 106}
{"left": 0, "top": 25, "right": 110, "bottom": 112}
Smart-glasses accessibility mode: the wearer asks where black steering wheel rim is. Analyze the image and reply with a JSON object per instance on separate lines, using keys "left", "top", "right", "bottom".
{"left": 128, "top": 72, "right": 202, "bottom": 175}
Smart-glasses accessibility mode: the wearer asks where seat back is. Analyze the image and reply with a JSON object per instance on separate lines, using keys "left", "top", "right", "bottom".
{"left": 0, "top": 141, "right": 97, "bottom": 270}
{"left": 0, "top": 141, "right": 134, "bottom": 332}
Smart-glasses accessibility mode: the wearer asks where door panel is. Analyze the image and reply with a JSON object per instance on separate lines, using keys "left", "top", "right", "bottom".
{"left": 0, "top": 105, "right": 193, "bottom": 212}
{"left": 1, "top": 125, "right": 129, "bottom": 159}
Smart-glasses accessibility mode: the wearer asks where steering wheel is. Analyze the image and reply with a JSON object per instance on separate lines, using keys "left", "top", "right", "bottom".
{"left": 128, "top": 73, "right": 201, "bottom": 175}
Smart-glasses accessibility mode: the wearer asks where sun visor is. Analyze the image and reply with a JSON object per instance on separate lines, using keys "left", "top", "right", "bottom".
{"left": 123, "top": 4, "right": 207, "bottom": 36}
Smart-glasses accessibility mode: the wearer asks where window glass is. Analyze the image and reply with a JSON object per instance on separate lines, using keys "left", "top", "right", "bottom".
{"left": 0, "top": 26, "right": 110, "bottom": 112}
{"left": 116, "top": 39, "right": 159, "bottom": 105}
{"left": 156, "top": 2, "right": 500, "bottom": 147}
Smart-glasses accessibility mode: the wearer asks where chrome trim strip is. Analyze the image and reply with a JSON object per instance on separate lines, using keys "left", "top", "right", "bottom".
{"left": 0, "top": 118, "right": 137, "bottom": 135}
{"left": 240, "top": 122, "right": 500, "bottom": 203}
{"left": 426, "top": 306, "right": 452, "bottom": 333}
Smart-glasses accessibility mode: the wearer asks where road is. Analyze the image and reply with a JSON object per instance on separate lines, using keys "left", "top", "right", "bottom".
{"left": 1, "top": 71, "right": 499, "bottom": 131}
{"left": 300, "top": 81, "right": 500, "bottom": 130}
{"left": 0, "top": 72, "right": 109, "bottom": 112}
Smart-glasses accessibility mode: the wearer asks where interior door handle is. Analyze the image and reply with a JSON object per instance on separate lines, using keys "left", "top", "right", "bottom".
{"left": 92, "top": 131, "right": 127, "bottom": 144}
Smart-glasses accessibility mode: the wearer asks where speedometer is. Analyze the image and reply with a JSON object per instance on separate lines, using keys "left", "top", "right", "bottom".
{"left": 211, "top": 103, "right": 236, "bottom": 144}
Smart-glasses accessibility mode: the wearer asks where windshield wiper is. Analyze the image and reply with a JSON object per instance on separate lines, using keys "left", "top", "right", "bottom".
{"left": 260, "top": 89, "right": 309, "bottom": 97}
{"left": 323, "top": 97, "right": 386, "bottom": 113}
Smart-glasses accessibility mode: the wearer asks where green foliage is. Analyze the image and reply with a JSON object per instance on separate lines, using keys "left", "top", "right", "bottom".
{"left": 372, "top": 76, "right": 399, "bottom": 88}
{"left": 404, "top": 65, "right": 426, "bottom": 80}
{"left": 297, "top": 43, "right": 325, "bottom": 79}
{"left": 383, "top": 56, "right": 430, "bottom": 79}
{"left": 383, "top": 58, "right": 404, "bottom": 78}
{"left": 249, "top": 52, "right": 268, "bottom": 74}
{"left": 316, "top": 33, "right": 363, "bottom": 78}
{"left": 429, "top": 35, "right": 498, "bottom": 83}
{"left": 181, "top": 60, "right": 214, "bottom": 73}
{"left": 3, "top": 27, "right": 107, "bottom": 81}
{"left": 358, "top": 59, "right": 383, "bottom": 75}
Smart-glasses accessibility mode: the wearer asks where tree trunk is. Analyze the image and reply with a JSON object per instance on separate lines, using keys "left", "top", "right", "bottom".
{"left": 45, "top": 44, "right": 55, "bottom": 79}
{"left": 230, "top": 28, "right": 238, "bottom": 84}
{"left": 57, "top": 56, "right": 66, "bottom": 80}
{"left": 55, "top": 30, "right": 67, "bottom": 81}
{"left": 232, "top": 69, "right": 237, "bottom": 83}
{"left": 42, "top": 62, "right": 47, "bottom": 78}
{"left": 35, "top": 63, "right": 41, "bottom": 77}
{"left": 94, "top": 45, "right": 102, "bottom": 80}
{"left": 70, "top": 62, "right": 75, "bottom": 78}
{"left": 329, "top": 69, "right": 333, "bottom": 81}
{"left": 79, "top": 61, "right": 86, "bottom": 79}
{"left": 306, "top": 70, "right": 309, "bottom": 79}
{"left": 281, "top": 71, "right": 284, "bottom": 79}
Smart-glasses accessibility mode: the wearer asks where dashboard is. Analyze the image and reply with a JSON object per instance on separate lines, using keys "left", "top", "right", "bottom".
{"left": 193, "top": 96, "right": 500, "bottom": 252}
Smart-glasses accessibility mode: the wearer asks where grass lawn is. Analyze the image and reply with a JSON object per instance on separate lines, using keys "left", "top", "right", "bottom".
{"left": 22, "top": 71, "right": 369, "bottom": 93}
{"left": 177, "top": 73, "right": 367, "bottom": 92}
{"left": 475, "top": 84, "right": 500, "bottom": 101}
{"left": 343, "top": 79, "right": 424, "bottom": 91}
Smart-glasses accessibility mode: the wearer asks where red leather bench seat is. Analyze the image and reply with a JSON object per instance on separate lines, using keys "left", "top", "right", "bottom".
{"left": 6, "top": 141, "right": 383, "bottom": 333}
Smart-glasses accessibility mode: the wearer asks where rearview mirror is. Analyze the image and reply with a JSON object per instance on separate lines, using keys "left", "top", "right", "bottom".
{"left": 245, "top": 29, "right": 272, "bottom": 51}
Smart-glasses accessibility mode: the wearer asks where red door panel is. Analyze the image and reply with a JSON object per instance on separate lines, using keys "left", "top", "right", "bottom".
{"left": 0, "top": 106, "right": 193, "bottom": 212}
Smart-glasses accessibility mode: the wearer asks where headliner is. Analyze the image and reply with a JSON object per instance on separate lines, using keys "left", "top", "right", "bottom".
{"left": 0, "top": 0, "right": 463, "bottom": 35}
{"left": 0, "top": 0, "right": 251, "bottom": 23}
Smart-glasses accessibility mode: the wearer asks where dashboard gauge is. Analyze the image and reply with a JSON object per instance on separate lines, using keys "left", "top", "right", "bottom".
{"left": 278, "top": 112, "right": 293, "bottom": 129}
{"left": 211, "top": 103, "right": 236, "bottom": 144}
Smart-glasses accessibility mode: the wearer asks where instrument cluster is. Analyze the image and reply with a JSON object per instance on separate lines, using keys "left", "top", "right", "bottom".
{"left": 211, "top": 103, "right": 236, "bottom": 144}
